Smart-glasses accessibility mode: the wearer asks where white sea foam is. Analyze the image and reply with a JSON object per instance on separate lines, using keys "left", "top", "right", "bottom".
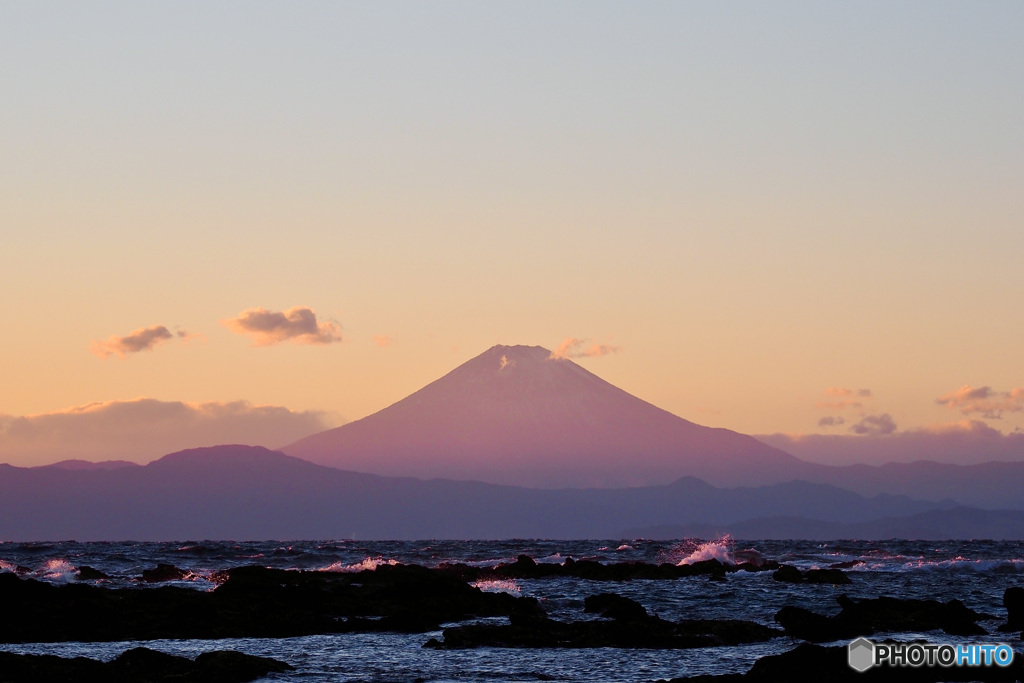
{"left": 899, "top": 556, "right": 1024, "bottom": 572}
{"left": 471, "top": 578, "right": 522, "bottom": 595}
{"left": 0, "top": 559, "right": 19, "bottom": 574}
{"left": 463, "top": 558, "right": 508, "bottom": 568}
{"left": 616, "top": 544, "right": 634, "bottom": 551}
{"left": 319, "top": 557, "right": 399, "bottom": 573}
{"left": 37, "top": 558, "right": 77, "bottom": 582}
{"left": 676, "top": 536, "right": 734, "bottom": 566}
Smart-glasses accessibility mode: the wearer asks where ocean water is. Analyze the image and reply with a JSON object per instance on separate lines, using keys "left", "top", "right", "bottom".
{"left": 1, "top": 538, "right": 1022, "bottom": 681}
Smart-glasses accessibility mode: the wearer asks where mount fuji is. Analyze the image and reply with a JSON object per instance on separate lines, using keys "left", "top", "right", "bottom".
{"left": 283, "top": 344, "right": 810, "bottom": 488}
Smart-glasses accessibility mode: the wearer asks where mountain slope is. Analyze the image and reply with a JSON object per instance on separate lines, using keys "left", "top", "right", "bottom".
{"left": 284, "top": 345, "right": 806, "bottom": 487}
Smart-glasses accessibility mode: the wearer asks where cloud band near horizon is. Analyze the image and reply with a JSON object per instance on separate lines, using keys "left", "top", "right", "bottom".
{"left": 0, "top": 399, "right": 339, "bottom": 467}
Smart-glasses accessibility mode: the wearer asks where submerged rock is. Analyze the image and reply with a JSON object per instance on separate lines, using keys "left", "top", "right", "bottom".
{"left": 772, "top": 565, "right": 851, "bottom": 584}
{"left": 141, "top": 564, "right": 188, "bottom": 583}
{"left": 427, "top": 592, "right": 781, "bottom": 650}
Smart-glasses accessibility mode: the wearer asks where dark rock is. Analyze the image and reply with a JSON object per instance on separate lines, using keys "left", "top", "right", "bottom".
{"left": 192, "top": 650, "right": 294, "bottom": 682}
{"left": 744, "top": 643, "right": 848, "bottom": 681}
{"left": 76, "top": 566, "right": 109, "bottom": 581}
{"left": 999, "top": 586, "right": 1024, "bottom": 632}
{"left": 681, "top": 559, "right": 728, "bottom": 580}
{"left": 772, "top": 565, "right": 850, "bottom": 584}
{"left": 114, "top": 647, "right": 194, "bottom": 679}
{"left": 509, "top": 597, "right": 549, "bottom": 627}
{"left": 377, "top": 611, "right": 442, "bottom": 633}
{"left": 733, "top": 548, "right": 768, "bottom": 567}
{"left": 141, "top": 564, "right": 188, "bottom": 583}
{"left": 803, "top": 568, "right": 851, "bottom": 585}
{"left": 775, "top": 595, "right": 987, "bottom": 643}
{"left": 0, "top": 563, "right": 525, "bottom": 643}
{"left": 772, "top": 565, "right": 803, "bottom": 583}
{"left": 0, "top": 647, "right": 291, "bottom": 682}
{"left": 584, "top": 593, "right": 648, "bottom": 621}
{"left": 515, "top": 554, "right": 537, "bottom": 568}
{"left": 774, "top": 605, "right": 839, "bottom": 642}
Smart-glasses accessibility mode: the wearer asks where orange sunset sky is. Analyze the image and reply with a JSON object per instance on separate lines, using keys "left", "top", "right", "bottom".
{"left": 2, "top": 2, "right": 1022, "bottom": 467}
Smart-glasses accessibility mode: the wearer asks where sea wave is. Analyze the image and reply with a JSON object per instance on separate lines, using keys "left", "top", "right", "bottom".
{"left": 319, "top": 556, "right": 400, "bottom": 573}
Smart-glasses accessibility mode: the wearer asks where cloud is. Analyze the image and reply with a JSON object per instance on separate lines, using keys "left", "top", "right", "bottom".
{"left": 222, "top": 306, "right": 341, "bottom": 346}
{"left": 936, "top": 384, "right": 1024, "bottom": 419}
{"left": 582, "top": 344, "right": 620, "bottom": 357}
{"left": 758, "top": 419, "right": 1024, "bottom": 466}
{"left": 826, "top": 387, "right": 871, "bottom": 398}
{"left": 175, "top": 329, "right": 204, "bottom": 343}
{"left": 0, "top": 399, "right": 339, "bottom": 467}
{"left": 90, "top": 325, "right": 176, "bottom": 359}
{"left": 816, "top": 401, "right": 863, "bottom": 410}
{"left": 549, "top": 337, "right": 622, "bottom": 360}
{"left": 373, "top": 335, "right": 392, "bottom": 348}
{"left": 919, "top": 419, "right": 1002, "bottom": 436}
{"left": 818, "top": 416, "right": 846, "bottom": 427}
{"left": 817, "top": 388, "right": 872, "bottom": 410}
{"left": 849, "top": 413, "right": 897, "bottom": 436}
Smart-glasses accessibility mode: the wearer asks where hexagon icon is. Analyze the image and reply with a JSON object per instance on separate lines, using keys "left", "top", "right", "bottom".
{"left": 848, "top": 637, "right": 875, "bottom": 672}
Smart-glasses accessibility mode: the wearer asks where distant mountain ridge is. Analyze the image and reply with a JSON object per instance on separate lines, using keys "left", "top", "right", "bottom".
{"left": 284, "top": 344, "right": 807, "bottom": 487}
{"left": 41, "top": 459, "right": 140, "bottom": 470}
{"left": 0, "top": 445, "right": 996, "bottom": 542}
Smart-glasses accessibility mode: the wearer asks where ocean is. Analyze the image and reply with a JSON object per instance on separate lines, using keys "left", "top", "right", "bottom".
{"left": 1, "top": 538, "right": 1022, "bottom": 681}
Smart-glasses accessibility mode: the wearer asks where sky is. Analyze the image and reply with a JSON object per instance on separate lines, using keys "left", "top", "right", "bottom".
{"left": 2, "top": 2, "right": 1023, "bottom": 466}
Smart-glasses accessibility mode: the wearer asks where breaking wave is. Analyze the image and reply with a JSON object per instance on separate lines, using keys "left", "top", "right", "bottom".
{"left": 37, "top": 558, "right": 77, "bottom": 582}
{"left": 319, "top": 557, "right": 399, "bottom": 573}
{"left": 675, "top": 536, "right": 734, "bottom": 566}
{"left": 471, "top": 578, "right": 522, "bottom": 595}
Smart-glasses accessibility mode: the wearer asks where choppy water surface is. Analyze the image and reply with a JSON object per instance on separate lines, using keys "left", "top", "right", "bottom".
{"left": 2, "top": 538, "right": 1023, "bottom": 681}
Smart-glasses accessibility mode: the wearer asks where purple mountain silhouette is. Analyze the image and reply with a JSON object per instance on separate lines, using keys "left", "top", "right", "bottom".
{"left": 283, "top": 344, "right": 808, "bottom": 487}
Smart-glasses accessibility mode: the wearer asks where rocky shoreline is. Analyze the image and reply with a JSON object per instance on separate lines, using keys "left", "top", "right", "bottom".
{"left": 2, "top": 555, "right": 1022, "bottom": 681}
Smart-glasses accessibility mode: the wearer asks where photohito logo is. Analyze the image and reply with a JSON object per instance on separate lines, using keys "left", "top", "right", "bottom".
{"left": 848, "top": 638, "right": 1015, "bottom": 672}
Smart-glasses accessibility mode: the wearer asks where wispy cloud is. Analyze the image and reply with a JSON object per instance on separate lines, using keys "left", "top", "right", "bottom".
{"left": 0, "top": 399, "right": 338, "bottom": 466}
{"left": 549, "top": 337, "right": 621, "bottom": 360}
{"left": 817, "top": 387, "right": 872, "bottom": 411}
{"left": 825, "top": 387, "right": 872, "bottom": 398}
{"left": 936, "top": 385, "right": 1024, "bottom": 419}
{"left": 849, "top": 413, "right": 897, "bottom": 436}
{"left": 90, "top": 325, "right": 178, "bottom": 359}
{"left": 222, "top": 306, "right": 341, "bottom": 346}
{"left": 818, "top": 416, "right": 846, "bottom": 427}
{"left": 816, "top": 400, "right": 863, "bottom": 410}
{"left": 373, "top": 335, "right": 392, "bottom": 348}
{"left": 816, "top": 387, "right": 872, "bottom": 413}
